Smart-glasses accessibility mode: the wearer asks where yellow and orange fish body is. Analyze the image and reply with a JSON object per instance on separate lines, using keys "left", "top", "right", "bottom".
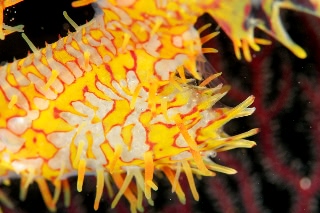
{"left": 0, "top": 0, "right": 318, "bottom": 212}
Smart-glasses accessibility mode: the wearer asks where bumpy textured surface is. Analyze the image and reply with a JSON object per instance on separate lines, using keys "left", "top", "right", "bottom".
{"left": 0, "top": 1, "right": 257, "bottom": 212}
{"left": 0, "top": 0, "right": 319, "bottom": 212}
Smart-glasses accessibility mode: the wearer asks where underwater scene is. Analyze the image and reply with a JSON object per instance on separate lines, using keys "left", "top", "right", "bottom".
{"left": 0, "top": 0, "right": 319, "bottom": 213}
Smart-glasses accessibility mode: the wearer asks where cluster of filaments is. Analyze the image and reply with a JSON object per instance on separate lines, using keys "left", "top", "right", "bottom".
{"left": 67, "top": 72, "right": 258, "bottom": 213}
{"left": 0, "top": 2, "right": 259, "bottom": 213}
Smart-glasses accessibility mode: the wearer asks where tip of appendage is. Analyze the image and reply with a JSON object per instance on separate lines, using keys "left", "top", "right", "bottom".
{"left": 292, "top": 45, "right": 307, "bottom": 59}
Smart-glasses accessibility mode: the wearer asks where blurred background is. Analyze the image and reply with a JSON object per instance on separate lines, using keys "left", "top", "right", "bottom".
{"left": 0, "top": 0, "right": 320, "bottom": 212}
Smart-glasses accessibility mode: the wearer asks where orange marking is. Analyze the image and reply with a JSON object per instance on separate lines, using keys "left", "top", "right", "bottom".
{"left": 254, "top": 38, "right": 272, "bottom": 45}
{"left": 200, "top": 31, "right": 219, "bottom": 44}
{"left": 84, "top": 51, "right": 90, "bottom": 70}
{"left": 174, "top": 114, "right": 199, "bottom": 151}
{"left": 177, "top": 66, "right": 187, "bottom": 83}
{"left": 233, "top": 40, "right": 242, "bottom": 60}
{"left": 202, "top": 47, "right": 218, "bottom": 54}
{"left": 242, "top": 39, "right": 252, "bottom": 62}
{"left": 71, "top": 0, "right": 96, "bottom": 7}
{"left": 36, "top": 178, "right": 56, "bottom": 212}
{"left": 109, "top": 144, "right": 122, "bottom": 173}
{"left": 144, "top": 151, "right": 157, "bottom": 200}
{"left": 77, "top": 159, "right": 86, "bottom": 192}
{"left": 190, "top": 149, "right": 212, "bottom": 175}
{"left": 199, "top": 73, "right": 222, "bottom": 87}
{"left": 94, "top": 168, "right": 104, "bottom": 210}
{"left": 121, "top": 124, "right": 135, "bottom": 150}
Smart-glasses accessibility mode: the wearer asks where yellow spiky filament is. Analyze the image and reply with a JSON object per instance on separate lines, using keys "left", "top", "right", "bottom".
{"left": 23, "top": 67, "right": 259, "bottom": 213}
{"left": 94, "top": 74, "right": 257, "bottom": 213}
{"left": 0, "top": 34, "right": 256, "bottom": 213}
{"left": 0, "top": 57, "right": 257, "bottom": 213}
